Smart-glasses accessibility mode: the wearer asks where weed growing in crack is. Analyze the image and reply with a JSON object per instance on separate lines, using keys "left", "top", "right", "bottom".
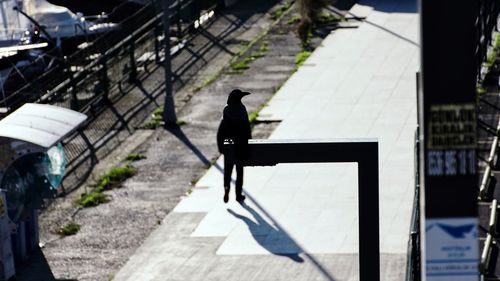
{"left": 231, "top": 57, "right": 253, "bottom": 71}
{"left": 288, "top": 15, "right": 301, "bottom": 25}
{"left": 57, "top": 222, "right": 81, "bottom": 236}
{"left": 143, "top": 106, "right": 164, "bottom": 129}
{"left": 76, "top": 165, "right": 137, "bottom": 208}
{"left": 271, "top": 1, "right": 293, "bottom": 20}
{"left": 96, "top": 166, "right": 137, "bottom": 190}
{"left": 317, "top": 12, "right": 343, "bottom": 24}
{"left": 76, "top": 189, "right": 110, "bottom": 208}
{"left": 295, "top": 50, "right": 312, "bottom": 67}
{"left": 126, "top": 153, "right": 146, "bottom": 161}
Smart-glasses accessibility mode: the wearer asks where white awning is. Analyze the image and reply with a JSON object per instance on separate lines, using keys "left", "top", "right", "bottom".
{"left": 0, "top": 103, "right": 87, "bottom": 148}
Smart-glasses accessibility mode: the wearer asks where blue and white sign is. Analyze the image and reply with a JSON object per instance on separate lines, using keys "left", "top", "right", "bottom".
{"left": 425, "top": 217, "right": 479, "bottom": 280}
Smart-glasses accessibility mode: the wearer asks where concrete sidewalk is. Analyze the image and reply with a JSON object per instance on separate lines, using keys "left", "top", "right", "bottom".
{"left": 115, "top": 0, "right": 419, "bottom": 280}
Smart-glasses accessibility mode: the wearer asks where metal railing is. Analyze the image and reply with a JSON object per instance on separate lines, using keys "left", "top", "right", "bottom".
{"left": 0, "top": 0, "right": 227, "bottom": 194}
{"left": 477, "top": 0, "right": 500, "bottom": 80}
{"left": 478, "top": 116, "right": 500, "bottom": 276}
{"left": 479, "top": 119, "right": 500, "bottom": 200}
{"left": 408, "top": 2, "right": 500, "bottom": 279}
{"left": 0, "top": 0, "right": 222, "bottom": 112}
{"left": 406, "top": 126, "right": 421, "bottom": 281}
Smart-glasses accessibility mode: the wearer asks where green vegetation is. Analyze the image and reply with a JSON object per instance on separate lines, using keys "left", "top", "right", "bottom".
{"left": 176, "top": 119, "right": 187, "bottom": 126}
{"left": 295, "top": 50, "right": 312, "bottom": 67}
{"left": 76, "top": 189, "right": 110, "bottom": 208}
{"left": 485, "top": 34, "right": 500, "bottom": 69}
{"left": 76, "top": 165, "right": 137, "bottom": 208}
{"left": 486, "top": 48, "right": 497, "bottom": 68}
{"left": 288, "top": 15, "right": 301, "bottom": 25}
{"left": 271, "top": 1, "right": 293, "bottom": 20}
{"left": 248, "top": 111, "right": 259, "bottom": 124}
{"left": 230, "top": 41, "right": 270, "bottom": 73}
{"left": 143, "top": 107, "right": 186, "bottom": 128}
{"left": 250, "top": 41, "right": 269, "bottom": 58}
{"left": 249, "top": 104, "right": 266, "bottom": 124}
{"left": 317, "top": 13, "right": 343, "bottom": 24}
{"left": 96, "top": 166, "right": 137, "bottom": 190}
{"left": 260, "top": 41, "right": 269, "bottom": 53}
{"left": 477, "top": 85, "right": 487, "bottom": 96}
{"left": 143, "top": 106, "right": 164, "bottom": 129}
{"left": 126, "top": 153, "right": 146, "bottom": 161}
{"left": 288, "top": 13, "right": 344, "bottom": 25}
{"left": 194, "top": 73, "right": 221, "bottom": 92}
{"left": 300, "top": 31, "right": 314, "bottom": 49}
{"left": 57, "top": 222, "right": 81, "bottom": 236}
{"left": 231, "top": 57, "right": 253, "bottom": 71}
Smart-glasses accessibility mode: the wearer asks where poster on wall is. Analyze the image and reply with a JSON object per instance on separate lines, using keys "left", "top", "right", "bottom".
{"left": 426, "top": 217, "right": 479, "bottom": 280}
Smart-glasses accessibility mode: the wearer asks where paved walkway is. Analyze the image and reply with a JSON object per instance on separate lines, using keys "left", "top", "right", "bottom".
{"left": 115, "top": 0, "right": 419, "bottom": 280}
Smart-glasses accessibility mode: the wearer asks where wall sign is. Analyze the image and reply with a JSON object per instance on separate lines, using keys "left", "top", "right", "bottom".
{"left": 427, "top": 104, "right": 476, "bottom": 177}
{"left": 426, "top": 218, "right": 479, "bottom": 280}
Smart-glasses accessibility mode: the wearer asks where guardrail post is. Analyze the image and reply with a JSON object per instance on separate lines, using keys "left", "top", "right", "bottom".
{"left": 162, "top": 0, "right": 177, "bottom": 126}
{"left": 65, "top": 57, "right": 79, "bottom": 110}
{"left": 176, "top": 0, "right": 182, "bottom": 36}
{"left": 154, "top": 24, "right": 161, "bottom": 64}
{"left": 129, "top": 40, "right": 138, "bottom": 83}
{"left": 98, "top": 52, "right": 110, "bottom": 98}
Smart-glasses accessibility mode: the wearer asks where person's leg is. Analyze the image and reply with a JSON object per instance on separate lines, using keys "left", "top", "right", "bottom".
{"left": 235, "top": 165, "right": 245, "bottom": 202}
{"left": 223, "top": 156, "right": 234, "bottom": 203}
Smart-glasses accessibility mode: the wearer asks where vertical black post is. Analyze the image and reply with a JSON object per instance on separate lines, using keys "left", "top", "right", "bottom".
{"left": 420, "top": 1, "right": 479, "bottom": 280}
{"left": 358, "top": 143, "right": 380, "bottom": 281}
{"left": 176, "top": 0, "right": 182, "bottom": 37}
{"left": 162, "top": 0, "right": 177, "bottom": 126}
{"left": 128, "top": 40, "right": 138, "bottom": 83}
{"left": 154, "top": 24, "right": 161, "bottom": 64}
{"left": 99, "top": 51, "right": 109, "bottom": 98}
{"left": 65, "top": 57, "right": 78, "bottom": 110}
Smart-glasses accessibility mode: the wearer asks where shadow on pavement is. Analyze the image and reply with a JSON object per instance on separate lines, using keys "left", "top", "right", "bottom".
{"left": 166, "top": 125, "right": 226, "bottom": 173}
{"left": 167, "top": 126, "right": 337, "bottom": 280}
{"left": 15, "top": 247, "right": 77, "bottom": 281}
{"left": 329, "top": 0, "right": 418, "bottom": 46}
{"left": 227, "top": 203, "right": 304, "bottom": 263}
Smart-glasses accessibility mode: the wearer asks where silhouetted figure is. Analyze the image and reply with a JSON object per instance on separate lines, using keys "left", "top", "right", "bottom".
{"left": 217, "top": 89, "right": 252, "bottom": 203}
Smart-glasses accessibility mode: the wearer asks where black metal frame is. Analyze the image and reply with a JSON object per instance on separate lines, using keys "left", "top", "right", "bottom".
{"left": 224, "top": 139, "right": 380, "bottom": 281}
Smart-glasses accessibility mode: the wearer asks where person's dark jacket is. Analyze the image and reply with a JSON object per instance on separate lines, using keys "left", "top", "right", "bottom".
{"left": 217, "top": 90, "right": 252, "bottom": 159}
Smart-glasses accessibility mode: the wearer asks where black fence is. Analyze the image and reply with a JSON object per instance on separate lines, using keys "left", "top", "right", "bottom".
{"left": 0, "top": 0, "right": 231, "bottom": 194}
{"left": 408, "top": 2, "right": 500, "bottom": 281}
{"left": 477, "top": 0, "right": 500, "bottom": 80}
{"left": 0, "top": 0, "right": 223, "bottom": 111}
{"left": 406, "top": 126, "right": 421, "bottom": 281}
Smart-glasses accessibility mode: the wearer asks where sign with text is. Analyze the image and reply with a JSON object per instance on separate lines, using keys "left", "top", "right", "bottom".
{"left": 420, "top": 1, "right": 479, "bottom": 280}
{"left": 426, "top": 218, "right": 479, "bottom": 280}
{"left": 427, "top": 104, "right": 476, "bottom": 177}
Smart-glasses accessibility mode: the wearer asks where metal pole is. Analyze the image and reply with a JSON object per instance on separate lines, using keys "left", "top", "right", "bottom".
{"left": 225, "top": 139, "right": 380, "bottom": 281}
{"left": 162, "top": 0, "right": 177, "bottom": 126}
{"left": 420, "top": 0, "right": 479, "bottom": 280}
{"left": 358, "top": 143, "right": 380, "bottom": 281}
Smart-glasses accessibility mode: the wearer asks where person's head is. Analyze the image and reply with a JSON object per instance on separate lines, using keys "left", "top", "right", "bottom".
{"left": 227, "top": 89, "right": 250, "bottom": 104}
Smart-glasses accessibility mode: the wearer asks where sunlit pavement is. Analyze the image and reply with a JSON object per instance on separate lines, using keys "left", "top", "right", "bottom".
{"left": 115, "top": 0, "right": 419, "bottom": 280}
